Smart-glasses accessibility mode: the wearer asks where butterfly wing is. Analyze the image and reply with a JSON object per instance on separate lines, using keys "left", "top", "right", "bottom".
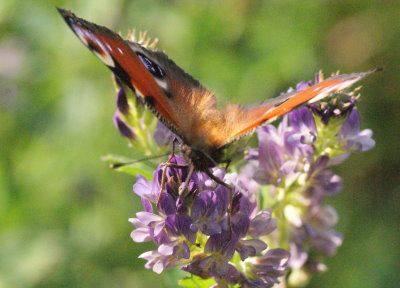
{"left": 58, "top": 8, "right": 181, "bottom": 134}
{"left": 218, "top": 70, "right": 377, "bottom": 148}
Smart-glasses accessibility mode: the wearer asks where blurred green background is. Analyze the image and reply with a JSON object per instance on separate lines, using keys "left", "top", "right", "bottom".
{"left": 1, "top": 0, "right": 399, "bottom": 287}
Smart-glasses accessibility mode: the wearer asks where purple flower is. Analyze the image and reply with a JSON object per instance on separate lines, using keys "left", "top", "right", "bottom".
{"left": 305, "top": 156, "right": 342, "bottom": 204}
{"left": 184, "top": 203, "right": 277, "bottom": 284}
{"left": 339, "top": 109, "right": 375, "bottom": 153}
{"left": 129, "top": 154, "right": 285, "bottom": 285}
{"left": 289, "top": 205, "right": 342, "bottom": 270}
{"left": 182, "top": 254, "right": 244, "bottom": 285}
{"left": 116, "top": 88, "right": 130, "bottom": 114}
{"left": 246, "top": 107, "right": 316, "bottom": 186}
{"left": 153, "top": 121, "right": 176, "bottom": 147}
{"left": 129, "top": 156, "right": 200, "bottom": 272}
{"left": 245, "top": 249, "right": 290, "bottom": 288}
{"left": 287, "top": 107, "right": 317, "bottom": 150}
{"left": 190, "top": 187, "right": 229, "bottom": 235}
{"left": 138, "top": 244, "right": 189, "bottom": 274}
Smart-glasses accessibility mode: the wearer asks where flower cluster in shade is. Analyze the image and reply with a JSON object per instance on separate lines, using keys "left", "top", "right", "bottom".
{"left": 130, "top": 155, "right": 290, "bottom": 287}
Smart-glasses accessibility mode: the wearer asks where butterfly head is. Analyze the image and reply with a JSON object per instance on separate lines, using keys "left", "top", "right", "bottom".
{"left": 180, "top": 144, "right": 224, "bottom": 171}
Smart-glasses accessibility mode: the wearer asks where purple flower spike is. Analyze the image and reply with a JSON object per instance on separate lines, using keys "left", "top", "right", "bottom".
{"left": 113, "top": 113, "right": 135, "bottom": 139}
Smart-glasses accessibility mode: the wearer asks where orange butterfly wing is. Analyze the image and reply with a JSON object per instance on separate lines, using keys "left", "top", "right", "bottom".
{"left": 220, "top": 70, "right": 377, "bottom": 147}
{"left": 58, "top": 8, "right": 179, "bottom": 130}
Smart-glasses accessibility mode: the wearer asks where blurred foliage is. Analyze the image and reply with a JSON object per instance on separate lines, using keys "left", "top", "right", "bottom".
{"left": 0, "top": 0, "right": 399, "bottom": 287}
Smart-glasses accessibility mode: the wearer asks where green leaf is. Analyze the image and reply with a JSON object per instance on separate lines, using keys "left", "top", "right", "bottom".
{"left": 101, "top": 154, "right": 154, "bottom": 178}
{"left": 178, "top": 275, "right": 216, "bottom": 288}
{"left": 101, "top": 154, "right": 136, "bottom": 164}
{"left": 113, "top": 163, "right": 153, "bottom": 178}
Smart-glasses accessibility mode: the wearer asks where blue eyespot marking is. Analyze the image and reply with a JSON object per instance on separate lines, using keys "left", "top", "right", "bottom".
{"left": 137, "top": 52, "right": 165, "bottom": 78}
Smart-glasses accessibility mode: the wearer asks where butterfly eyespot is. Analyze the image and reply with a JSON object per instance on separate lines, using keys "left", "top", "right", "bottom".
{"left": 137, "top": 52, "right": 165, "bottom": 78}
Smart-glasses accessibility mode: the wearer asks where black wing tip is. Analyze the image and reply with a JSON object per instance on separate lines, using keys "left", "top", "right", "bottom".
{"left": 358, "top": 68, "right": 382, "bottom": 79}
{"left": 363, "top": 67, "right": 383, "bottom": 75}
{"left": 328, "top": 68, "right": 382, "bottom": 81}
{"left": 56, "top": 7, "right": 69, "bottom": 15}
{"left": 56, "top": 7, "right": 73, "bottom": 19}
{"left": 57, "top": 7, "right": 121, "bottom": 41}
{"left": 56, "top": 7, "right": 78, "bottom": 27}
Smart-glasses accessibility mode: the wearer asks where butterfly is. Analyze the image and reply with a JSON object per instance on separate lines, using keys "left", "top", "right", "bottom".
{"left": 58, "top": 8, "right": 375, "bottom": 178}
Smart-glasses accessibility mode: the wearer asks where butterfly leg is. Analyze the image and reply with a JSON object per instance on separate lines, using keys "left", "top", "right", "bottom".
{"left": 157, "top": 159, "right": 189, "bottom": 205}
{"left": 178, "top": 164, "right": 195, "bottom": 197}
{"left": 222, "top": 159, "right": 232, "bottom": 171}
{"left": 171, "top": 138, "right": 178, "bottom": 156}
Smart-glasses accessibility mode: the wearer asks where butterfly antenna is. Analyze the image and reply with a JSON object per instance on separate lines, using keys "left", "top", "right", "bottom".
{"left": 199, "top": 151, "right": 232, "bottom": 188}
{"left": 110, "top": 153, "right": 170, "bottom": 169}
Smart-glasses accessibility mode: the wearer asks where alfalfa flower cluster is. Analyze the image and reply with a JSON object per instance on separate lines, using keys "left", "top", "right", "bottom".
{"left": 109, "top": 71, "right": 374, "bottom": 288}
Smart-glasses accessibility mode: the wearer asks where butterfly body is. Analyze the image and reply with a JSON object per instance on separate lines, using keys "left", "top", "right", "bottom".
{"left": 58, "top": 8, "right": 375, "bottom": 172}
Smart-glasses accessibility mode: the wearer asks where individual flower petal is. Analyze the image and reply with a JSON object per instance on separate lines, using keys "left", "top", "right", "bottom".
{"left": 133, "top": 175, "right": 159, "bottom": 203}
{"left": 153, "top": 121, "right": 175, "bottom": 147}
{"left": 113, "top": 113, "right": 135, "bottom": 139}
{"left": 157, "top": 192, "right": 176, "bottom": 215}
{"left": 237, "top": 239, "right": 268, "bottom": 260}
{"left": 182, "top": 254, "right": 244, "bottom": 284}
{"left": 340, "top": 108, "right": 360, "bottom": 136}
{"left": 306, "top": 156, "right": 342, "bottom": 202}
{"left": 136, "top": 211, "right": 164, "bottom": 225}
{"left": 131, "top": 227, "right": 152, "bottom": 242}
{"left": 116, "top": 88, "right": 129, "bottom": 114}
{"left": 246, "top": 248, "right": 290, "bottom": 287}
{"left": 231, "top": 212, "right": 250, "bottom": 238}
{"left": 138, "top": 251, "right": 167, "bottom": 274}
{"left": 288, "top": 242, "right": 308, "bottom": 269}
{"left": 339, "top": 109, "right": 375, "bottom": 152}
{"left": 205, "top": 230, "right": 238, "bottom": 260}
{"left": 248, "top": 210, "right": 277, "bottom": 237}
{"left": 288, "top": 107, "right": 316, "bottom": 135}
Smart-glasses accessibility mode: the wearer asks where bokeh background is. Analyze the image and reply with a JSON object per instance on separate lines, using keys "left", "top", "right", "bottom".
{"left": 1, "top": 0, "right": 399, "bottom": 287}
